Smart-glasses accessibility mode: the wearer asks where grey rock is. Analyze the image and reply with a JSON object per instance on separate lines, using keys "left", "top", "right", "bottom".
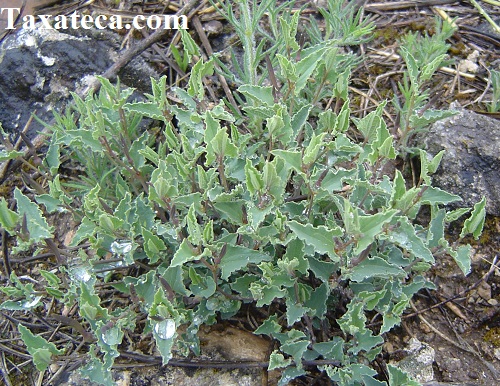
{"left": 422, "top": 106, "right": 500, "bottom": 216}
{"left": 0, "top": 24, "right": 157, "bottom": 140}
{"left": 394, "top": 337, "right": 435, "bottom": 383}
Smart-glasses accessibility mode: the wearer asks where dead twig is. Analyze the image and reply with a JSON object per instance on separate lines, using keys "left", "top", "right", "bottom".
{"left": 80, "top": 0, "right": 205, "bottom": 97}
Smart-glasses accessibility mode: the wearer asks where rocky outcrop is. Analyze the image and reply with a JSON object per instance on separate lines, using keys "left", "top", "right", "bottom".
{"left": 0, "top": 24, "right": 157, "bottom": 140}
{"left": 422, "top": 106, "right": 500, "bottom": 216}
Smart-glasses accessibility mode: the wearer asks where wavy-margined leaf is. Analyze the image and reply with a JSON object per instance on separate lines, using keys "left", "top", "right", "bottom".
{"left": 294, "top": 43, "right": 328, "bottom": 95}
{"left": 450, "top": 244, "right": 472, "bottom": 275}
{"left": 427, "top": 208, "right": 446, "bottom": 248}
{"left": 460, "top": 196, "right": 486, "bottom": 240}
{"left": 0, "top": 197, "right": 19, "bottom": 231}
{"left": 220, "top": 245, "right": 271, "bottom": 280}
{"left": 13, "top": 188, "right": 53, "bottom": 241}
{"left": 389, "top": 217, "right": 434, "bottom": 262}
{"left": 142, "top": 227, "right": 167, "bottom": 264}
{"left": 19, "top": 324, "right": 64, "bottom": 371}
{"left": 170, "top": 239, "right": 202, "bottom": 267}
{"left": 238, "top": 84, "right": 275, "bottom": 106}
{"left": 387, "top": 364, "right": 420, "bottom": 386}
{"left": 268, "top": 350, "right": 292, "bottom": 370}
{"left": 123, "top": 102, "right": 164, "bottom": 120}
{"left": 347, "top": 257, "right": 406, "bottom": 282}
{"left": 410, "top": 108, "right": 456, "bottom": 131}
{"left": 187, "top": 58, "right": 214, "bottom": 100}
{"left": 287, "top": 220, "right": 342, "bottom": 259}
{"left": 272, "top": 149, "right": 303, "bottom": 174}
{"left": 245, "top": 159, "right": 264, "bottom": 195}
{"left": 213, "top": 200, "right": 245, "bottom": 225}
{"left": 355, "top": 209, "right": 398, "bottom": 254}
{"left": 0, "top": 148, "right": 24, "bottom": 162}
{"left": 420, "top": 185, "right": 462, "bottom": 205}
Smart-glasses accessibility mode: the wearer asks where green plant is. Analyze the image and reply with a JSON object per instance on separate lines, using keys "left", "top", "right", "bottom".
{"left": 393, "top": 17, "right": 457, "bottom": 153}
{"left": 487, "top": 69, "right": 500, "bottom": 113}
{"left": 0, "top": 2, "right": 486, "bottom": 386}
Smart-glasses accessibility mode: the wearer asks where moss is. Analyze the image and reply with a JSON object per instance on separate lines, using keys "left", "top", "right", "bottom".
{"left": 484, "top": 327, "right": 500, "bottom": 347}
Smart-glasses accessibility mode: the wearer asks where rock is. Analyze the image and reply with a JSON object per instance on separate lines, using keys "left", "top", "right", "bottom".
{"left": 54, "top": 326, "right": 272, "bottom": 386}
{"left": 0, "top": 24, "right": 157, "bottom": 140}
{"left": 421, "top": 106, "right": 500, "bottom": 216}
{"left": 394, "top": 337, "right": 435, "bottom": 383}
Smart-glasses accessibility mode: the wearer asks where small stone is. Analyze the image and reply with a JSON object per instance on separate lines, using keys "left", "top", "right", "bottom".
{"left": 393, "top": 338, "right": 435, "bottom": 383}
{"left": 477, "top": 281, "right": 492, "bottom": 301}
{"left": 495, "top": 347, "right": 500, "bottom": 361}
{"left": 488, "top": 298, "right": 498, "bottom": 306}
{"left": 203, "top": 20, "right": 223, "bottom": 36}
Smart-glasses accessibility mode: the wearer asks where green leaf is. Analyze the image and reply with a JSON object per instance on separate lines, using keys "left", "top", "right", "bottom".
{"left": 189, "top": 268, "right": 216, "bottom": 297}
{"left": 187, "top": 58, "right": 214, "bottom": 100}
{"left": 14, "top": 188, "right": 53, "bottom": 241}
{"left": 286, "top": 298, "right": 309, "bottom": 326}
{"left": 123, "top": 102, "right": 164, "bottom": 120}
{"left": 245, "top": 159, "right": 264, "bottom": 195}
{"left": 427, "top": 208, "right": 445, "bottom": 248}
{"left": 303, "top": 133, "right": 325, "bottom": 166}
{"left": 460, "top": 196, "right": 486, "bottom": 240}
{"left": 427, "top": 149, "right": 445, "bottom": 174}
{"left": 347, "top": 257, "right": 406, "bottom": 282}
{"left": 186, "top": 204, "right": 202, "bottom": 245}
{"left": 389, "top": 217, "right": 434, "bottom": 262}
{"left": 220, "top": 245, "right": 271, "bottom": 280}
{"left": 399, "top": 46, "right": 419, "bottom": 88}
{"left": 79, "top": 348, "right": 114, "bottom": 386}
{"left": 268, "top": 350, "right": 292, "bottom": 370}
{"left": 211, "top": 127, "right": 238, "bottom": 158}
{"left": 45, "top": 139, "right": 60, "bottom": 175}
{"left": 238, "top": 84, "right": 275, "bottom": 106}
{"left": 281, "top": 340, "right": 309, "bottom": 369}
{"left": 387, "top": 364, "right": 420, "bottom": 386}
{"left": 355, "top": 209, "right": 398, "bottom": 254}
{"left": 142, "top": 227, "right": 167, "bottom": 264}
{"left": 287, "top": 221, "right": 342, "bottom": 259}
{"left": 272, "top": 149, "right": 303, "bottom": 175}
{"left": 291, "top": 105, "right": 312, "bottom": 137}
{"left": 18, "top": 324, "right": 64, "bottom": 371}
{"left": 304, "top": 282, "right": 329, "bottom": 318}
{"left": 0, "top": 197, "right": 19, "bottom": 231}
{"left": 295, "top": 44, "right": 327, "bottom": 95}
{"left": 379, "top": 135, "right": 396, "bottom": 159}
{"left": 0, "top": 148, "right": 24, "bottom": 161}
{"left": 410, "top": 109, "right": 456, "bottom": 131}
{"left": 213, "top": 201, "right": 245, "bottom": 225}
{"left": 451, "top": 244, "right": 472, "bottom": 275}
{"left": 40, "top": 270, "right": 61, "bottom": 287}
{"left": 170, "top": 239, "right": 200, "bottom": 267}
{"left": 420, "top": 186, "right": 461, "bottom": 205}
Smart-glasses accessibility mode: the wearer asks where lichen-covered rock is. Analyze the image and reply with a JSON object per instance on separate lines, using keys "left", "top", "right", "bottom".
{"left": 422, "top": 106, "right": 500, "bottom": 216}
{"left": 395, "top": 338, "right": 435, "bottom": 383}
{"left": 0, "top": 24, "right": 157, "bottom": 140}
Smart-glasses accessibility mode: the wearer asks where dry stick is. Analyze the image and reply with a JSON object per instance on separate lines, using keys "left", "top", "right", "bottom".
{"left": 409, "top": 299, "right": 500, "bottom": 380}
{"left": 117, "top": 351, "right": 342, "bottom": 369}
{"left": 190, "top": 15, "right": 242, "bottom": 116}
{"left": 364, "top": 0, "right": 456, "bottom": 12}
{"left": 79, "top": 0, "right": 202, "bottom": 97}
{"left": 403, "top": 255, "right": 499, "bottom": 320}
{"left": 0, "top": 351, "right": 13, "bottom": 386}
